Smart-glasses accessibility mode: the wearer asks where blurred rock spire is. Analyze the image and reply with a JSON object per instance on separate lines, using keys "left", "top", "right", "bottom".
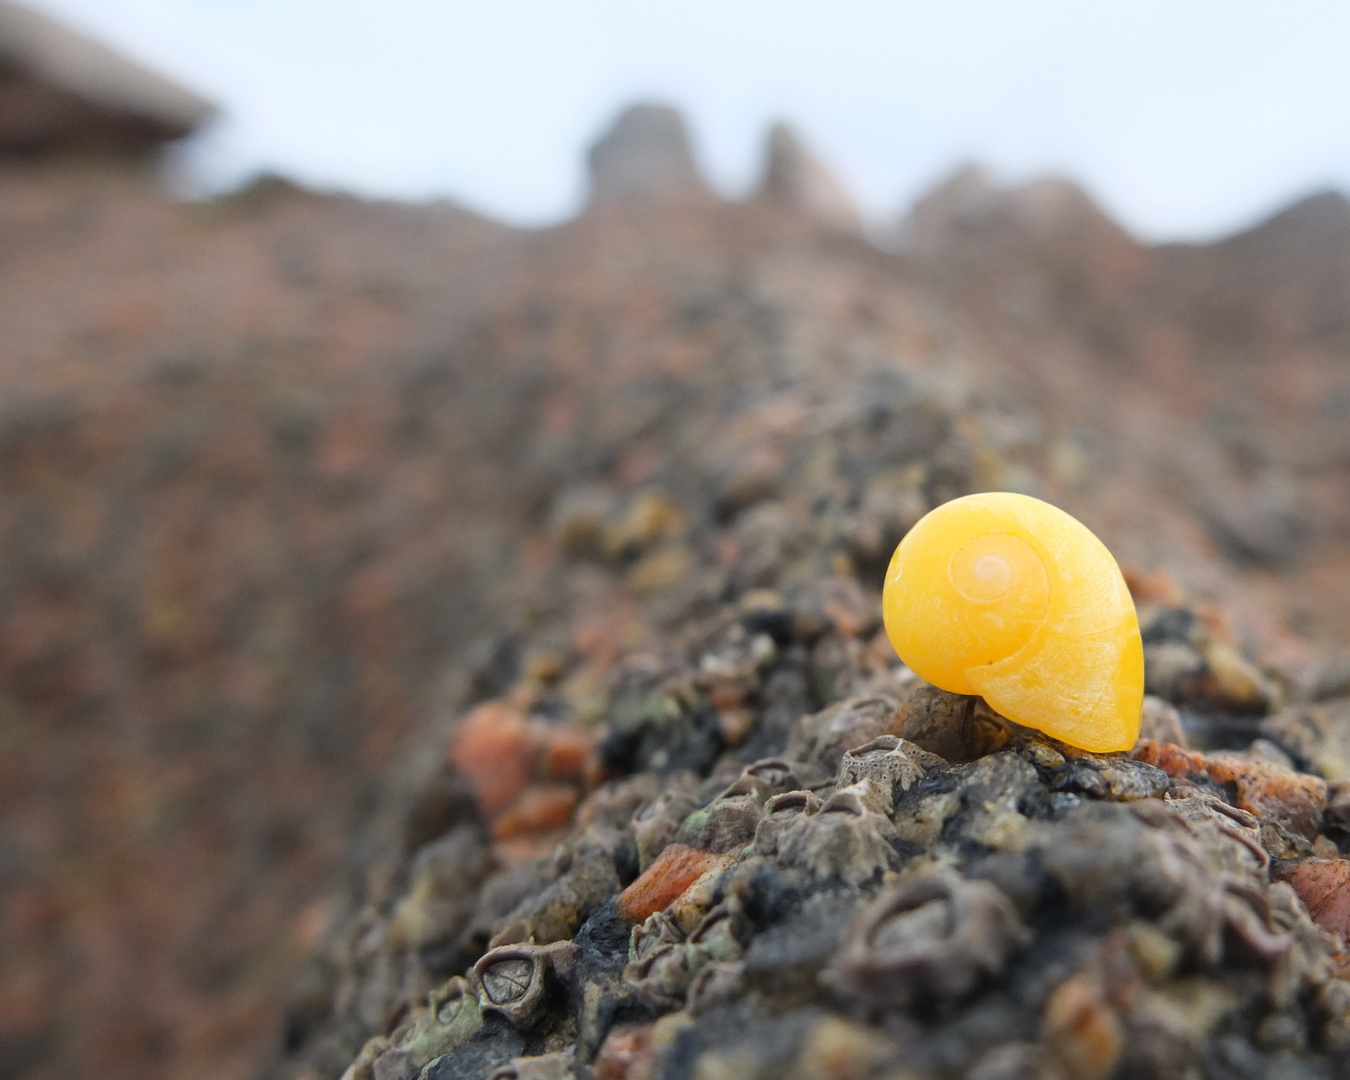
{"left": 586, "top": 102, "right": 709, "bottom": 208}
{"left": 754, "top": 121, "right": 864, "bottom": 235}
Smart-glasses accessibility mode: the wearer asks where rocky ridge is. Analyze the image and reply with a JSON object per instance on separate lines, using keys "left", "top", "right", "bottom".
{"left": 289, "top": 353, "right": 1350, "bottom": 1077}
{"left": 3, "top": 102, "right": 1350, "bottom": 1080}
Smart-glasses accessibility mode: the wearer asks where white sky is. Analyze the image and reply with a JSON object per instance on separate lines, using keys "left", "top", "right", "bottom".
{"left": 23, "top": 0, "right": 1350, "bottom": 240}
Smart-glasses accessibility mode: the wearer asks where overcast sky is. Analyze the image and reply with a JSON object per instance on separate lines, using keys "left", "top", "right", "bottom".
{"left": 24, "top": 0, "right": 1350, "bottom": 240}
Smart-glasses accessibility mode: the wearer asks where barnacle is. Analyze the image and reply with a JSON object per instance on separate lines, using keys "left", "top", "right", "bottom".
{"left": 622, "top": 939, "right": 694, "bottom": 1011}
{"left": 825, "top": 864, "right": 1029, "bottom": 1005}
{"left": 470, "top": 941, "right": 576, "bottom": 1028}
{"left": 623, "top": 898, "right": 751, "bottom": 1013}
{"left": 752, "top": 789, "right": 823, "bottom": 855}
{"left": 882, "top": 492, "right": 1144, "bottom": 753}
{"left": 774, "top": 780, "right": 905, "bottom": 884}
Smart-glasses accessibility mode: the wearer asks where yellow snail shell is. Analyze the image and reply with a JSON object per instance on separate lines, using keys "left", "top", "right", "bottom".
{"left": 882, "top": 492, "right": 1144, "bottom": 753}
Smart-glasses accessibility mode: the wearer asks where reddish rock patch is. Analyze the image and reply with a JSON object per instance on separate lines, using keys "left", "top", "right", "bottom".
{"left": 1274, "top": 858, "right": 1350, "bottom": 943}
{"left": 616, "top": 844, "right": 732, "bottom": 923}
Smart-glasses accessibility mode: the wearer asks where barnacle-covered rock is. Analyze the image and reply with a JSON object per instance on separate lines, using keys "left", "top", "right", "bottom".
{"left": 1048, "top": 753, "right": 1172, "bottom": 803}
{"left": 825, "top": 864, "right": 1029, "bottom": 1006}
{"left": 684, "top": 960, "right": 744, "bottom": 1016}
{"left": 317, "top": 574, "right": 1350, "bottom": 1080}
{"left": 1032, "top": 799, "right": 1325, "bottom": 978}
{"left": 740, "top": 887, "right": 858, "bottom": 1003}
{"left": 1135, "top": 739, "right": 1328, "bottom": 840}
{"left": 629, "top": 780, "right": 701, "bottom": 869}
{"left": 299, "top": 338, "right": 1350, "bottom": 1080}
{"left": 774, "top": 781, "right": 905, "bottom": 884}
{"left": 621, "top": 939, "right": 691, "bottom": 1012}
{"left": 726, "top": 756, "right": 813, "bottom": 799}
{"left": 751, "top": 789, "right": 824, "bottom": 855}
{"left": 836, "top": 734, "right": 942, "bottom": 800}
{"left": 922, "top": 751, "right": 1043, "bottom": 854}
{"left": 785, "top": 694, "right": 904, "bottom": 773}
{"left": 686, "top": 895, "right": 752, "bottom": 965}
{"left": 675, "top": 790, "right": 763, "bottom": 854}
{"left": 489, "top": 845, "right": 621, "bottom": 946}
{"left": 622, "top": 896, "right": 752, "bottom": 1014}
{"left": 338, "top": 978, "right": 484, "bottom": 1080}
{"left": 389, "top": 827, "right": 491, "bottom": 952}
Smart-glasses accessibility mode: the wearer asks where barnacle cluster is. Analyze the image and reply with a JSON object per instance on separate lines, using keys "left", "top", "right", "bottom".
{"left": 285, "top": 384, "right": 1350, "bottom": 1080}
{"left": 318, "top": 670, "right": 1350, "bottom": 1079}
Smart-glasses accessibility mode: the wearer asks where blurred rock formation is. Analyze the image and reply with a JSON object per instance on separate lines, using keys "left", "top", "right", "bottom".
{"left": 586, "top": 102, "right": 709, "bottom": 207}
{"left": 754, "top": 121, "right": 864, "bottom": 235}
{"left": 0, "top": 0, "right": 212, "bottom": 155}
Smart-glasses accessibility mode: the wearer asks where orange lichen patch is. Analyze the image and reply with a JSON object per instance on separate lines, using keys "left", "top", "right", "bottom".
{"left": 490, "top": 784, "right": 580, "bottom": 841}
{"left": 1044, "top": 975, "right": 1123, "bottom": 1080}
{"left": 716, "top": 707, "right": 756, "bottom": 745}
{"left": 447, "top": 699, "right": 543, "bottom": 819}
{"left": 1134, "top": 740, "right": 1327, "bottom": 840}
{"left": 492, "top": 828, "right": 573, "bottom": 865}
{"left": 709, "top": 683, "right": 747, "bottom": 710}
{"left": 1274, "top": 859, "right": 1350, "bottom": 944}
{"left": 449, "top": 697, "right": 602, "bottom": 829}
{"left": 616, "top": 844, "right": 732, "bottom": 923}
{"left": 1133, "top": 739, "right": 1200, "bottom": 777}
{"left": 593, "top": 1022, "right": 656, "bottom": 1080}
{"left": 542, "top": 724, "right": 600, "bottom": 780}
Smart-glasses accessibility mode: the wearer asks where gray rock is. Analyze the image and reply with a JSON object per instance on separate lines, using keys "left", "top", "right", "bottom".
{"left": 586, "top": 103, "right": 708, "bottom": 207}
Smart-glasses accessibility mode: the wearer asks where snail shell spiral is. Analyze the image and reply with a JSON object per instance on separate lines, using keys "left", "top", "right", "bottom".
{"left": 882, "top": 492, "right": 1144, "bottom": 753}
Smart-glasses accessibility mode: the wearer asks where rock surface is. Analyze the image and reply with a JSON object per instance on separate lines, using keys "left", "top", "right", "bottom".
{"left": 4, "top": 102, "right": 1350, "bottom": 1080}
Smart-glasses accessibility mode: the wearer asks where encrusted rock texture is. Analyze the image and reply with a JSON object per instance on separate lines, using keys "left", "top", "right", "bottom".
{"left": 291, "top": 499, "right": 1350, "bottom": 1078}
{"left": 5, "top": 106, "right": 1350, "bottom": 1080}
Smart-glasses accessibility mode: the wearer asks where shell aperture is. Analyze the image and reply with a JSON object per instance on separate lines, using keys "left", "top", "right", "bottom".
{"left": 882, "top": 493, "right": 1144, "bottom": 753}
